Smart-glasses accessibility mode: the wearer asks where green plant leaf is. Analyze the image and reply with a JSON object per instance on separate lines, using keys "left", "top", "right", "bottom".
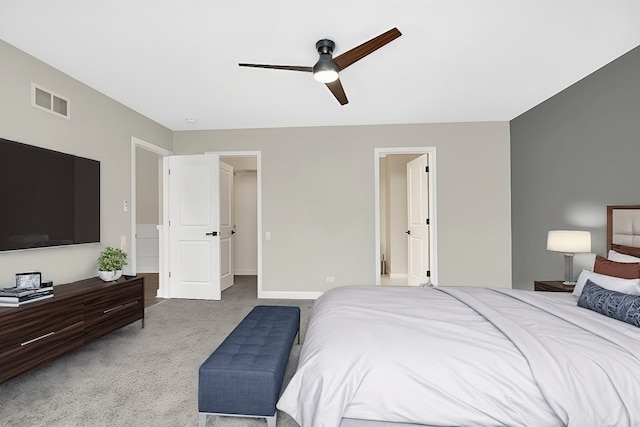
{"left": 97, "top": 246, "right": 128, "bottom": 271}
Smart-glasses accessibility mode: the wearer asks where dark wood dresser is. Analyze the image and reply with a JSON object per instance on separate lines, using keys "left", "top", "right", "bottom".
{"left": 0, "top": 275, "right": 144, "bottom": 384}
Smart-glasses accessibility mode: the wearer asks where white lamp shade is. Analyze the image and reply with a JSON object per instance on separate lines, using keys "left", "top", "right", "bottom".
{"left": 547, "top": 230, "right": 591, "bottom": 253}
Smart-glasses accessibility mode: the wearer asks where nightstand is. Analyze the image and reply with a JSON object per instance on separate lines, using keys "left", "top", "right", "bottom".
{"left": 534, "top": 280, "right": 575, "bottom": 292}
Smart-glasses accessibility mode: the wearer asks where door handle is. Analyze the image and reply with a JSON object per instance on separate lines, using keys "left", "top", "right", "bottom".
{"left": 406, "top": 230, "right": 411, "bottom": 235}
{"left": 205, "top": 231, "right": 218, "bottom": 236}
{"left": 231, "top": 230, "right": 236, "bottom": 235}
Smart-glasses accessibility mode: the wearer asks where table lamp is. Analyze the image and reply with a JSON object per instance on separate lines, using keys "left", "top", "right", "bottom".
{"left": 546, "top": 230, "right": 591, "bottom": 285}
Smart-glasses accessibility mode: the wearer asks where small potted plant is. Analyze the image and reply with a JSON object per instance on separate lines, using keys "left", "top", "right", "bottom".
{"left": 97, "top": 247, "right": 128, "bottom": 282}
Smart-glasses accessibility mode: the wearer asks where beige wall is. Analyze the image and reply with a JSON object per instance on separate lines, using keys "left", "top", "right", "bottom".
{"left": 173, "top": 122, "right": 512, "bottom": 293}
{"left": 135, "top": 146, "right": 160, "bottom": 224}
{"left": 0, "top": 39, "right": 172, "bottom": 286}
{"left": 221, "top": 157, "right": 258, "bottom": 275}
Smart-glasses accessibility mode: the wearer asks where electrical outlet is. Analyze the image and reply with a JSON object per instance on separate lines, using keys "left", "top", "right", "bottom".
{"left": 123, "top": 200, "right": 128, "bottom": 213}
{"left": 326, "top": 276, "right": 335, "bottom": 283}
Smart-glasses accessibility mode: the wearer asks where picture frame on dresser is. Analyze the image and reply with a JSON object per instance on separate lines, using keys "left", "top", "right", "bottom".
{"left": 15, "top": 272, "right": 42, "bottom": 289}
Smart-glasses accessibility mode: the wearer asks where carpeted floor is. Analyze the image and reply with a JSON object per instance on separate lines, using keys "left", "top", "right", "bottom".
{"left": 0, "top": 276, "right": 314, "bottom": 427}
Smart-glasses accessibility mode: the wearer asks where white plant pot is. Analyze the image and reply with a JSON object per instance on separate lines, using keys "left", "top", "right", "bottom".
{"left": 98, "top": 270, "right": 122, "bottom": 282}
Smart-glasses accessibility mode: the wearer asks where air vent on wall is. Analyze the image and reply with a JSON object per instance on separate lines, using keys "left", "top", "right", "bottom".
{"left": 31, "top": 82, "right": 70, "bottom": 119}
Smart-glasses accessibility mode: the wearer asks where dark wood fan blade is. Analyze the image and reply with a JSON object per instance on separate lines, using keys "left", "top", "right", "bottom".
{"left": 333, "top": 28, "right": 402, "bottom": 71}
{"left": 325, "top": 78, "right": 348, "bottom": 105}
{"left": 238, "top": 63, "right": 313, "bottom": 72}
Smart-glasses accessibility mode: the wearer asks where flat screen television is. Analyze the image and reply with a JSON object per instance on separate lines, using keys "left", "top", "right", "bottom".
{"left": 0, "top": 137, "right": 100, "bottom": 251}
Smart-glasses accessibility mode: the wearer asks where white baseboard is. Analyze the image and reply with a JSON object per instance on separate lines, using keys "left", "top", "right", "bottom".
{"left": 234, "top": 270, "right": 258, "bottom": 275}
{"left": 389, "top": 273, "right": 408, "bottom": 279}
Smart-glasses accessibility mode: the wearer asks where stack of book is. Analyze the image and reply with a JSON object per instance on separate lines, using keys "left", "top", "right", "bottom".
{"left": 0, "top": 285, "right": 54, "bottom": 307}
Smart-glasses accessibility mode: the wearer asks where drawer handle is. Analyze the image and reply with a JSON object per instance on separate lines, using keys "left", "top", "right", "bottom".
{"left": 103, "top": 305, "right": 121, "bottom": 314}
{"left": 103, "top": 301, "right": 138, "bottom": 314}
{"left": 21, "top": 331, "right": 55, "bottom": 347}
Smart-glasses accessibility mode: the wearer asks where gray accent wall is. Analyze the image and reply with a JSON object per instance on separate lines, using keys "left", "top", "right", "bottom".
{"left": 511, "top": 45, "right": 640, "bottom": 290}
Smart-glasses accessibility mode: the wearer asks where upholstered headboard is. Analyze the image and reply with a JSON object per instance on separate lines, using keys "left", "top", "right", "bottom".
{"left": 607, "top": 205, "right": 640, "bottom": 258}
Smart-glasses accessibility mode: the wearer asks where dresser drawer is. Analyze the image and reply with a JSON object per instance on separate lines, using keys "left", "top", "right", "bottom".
{"left": 83, "top": 281, "right": 142, "bottom": 312}
{"left": 0, "top": 320, "right": 85, "bottom": 384}
{"left": 84, "top": 299, "right": 143, "bottom": 342}
{"left": 0, "top": 296, "right": 84, "bottom": 353}
{"left": 83, "top": 280, "right": 144, "bottom": 343}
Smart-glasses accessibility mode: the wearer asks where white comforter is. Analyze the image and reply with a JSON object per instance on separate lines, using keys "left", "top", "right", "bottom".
{"left": 277, "top": 286, "right": 640, "bottom": 427}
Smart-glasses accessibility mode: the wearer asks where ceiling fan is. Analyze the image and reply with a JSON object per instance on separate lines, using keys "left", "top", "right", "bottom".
{"left": 239, "top": 28, "right": 402, "bottom": 105}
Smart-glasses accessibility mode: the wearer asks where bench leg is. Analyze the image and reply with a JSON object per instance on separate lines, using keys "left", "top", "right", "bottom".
{"left": 197, "top": 412, "right": 275, "bottom": 426}
{"left": 198, "top": 413, "right": 207, "bottom": 427}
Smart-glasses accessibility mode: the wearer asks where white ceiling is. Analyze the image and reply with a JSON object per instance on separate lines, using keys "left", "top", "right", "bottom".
{"left": 1, "top": 1, "right": 639, "bottom": 131}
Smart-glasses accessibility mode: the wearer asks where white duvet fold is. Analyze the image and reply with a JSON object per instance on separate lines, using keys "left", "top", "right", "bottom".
{"left": 277, "top": 286, "right": 640, "bottom": 427}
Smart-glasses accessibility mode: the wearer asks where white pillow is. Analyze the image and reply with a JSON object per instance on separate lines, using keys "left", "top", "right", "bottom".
{"left": 572, "top": 269, "right": 640, "bottom": 298}
{"left": 608, "top": 249, "right": 640, "bottom": 263}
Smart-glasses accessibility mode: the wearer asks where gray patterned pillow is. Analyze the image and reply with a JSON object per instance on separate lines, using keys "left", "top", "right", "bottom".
{"left": 578, "top": 280, "right": 640, "bottom": 327}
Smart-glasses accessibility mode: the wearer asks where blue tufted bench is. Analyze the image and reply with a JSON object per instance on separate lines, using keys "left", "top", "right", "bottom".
{"left": 198, "top": 305, "right": 300, "bottom": 427}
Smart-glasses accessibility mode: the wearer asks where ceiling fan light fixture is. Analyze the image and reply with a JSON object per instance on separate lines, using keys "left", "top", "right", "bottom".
{"left": 313, "top": 56, "right": 339, "bottom": 83}
{"left": 313, "top": 39, "right": 339, "bottom": 83}
{"left": 313, "top": 67, "right": 339, "bottom": 83}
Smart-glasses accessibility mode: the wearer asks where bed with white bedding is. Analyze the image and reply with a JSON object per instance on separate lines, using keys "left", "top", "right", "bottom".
{"left": 277, "top": 206, "right": 640, "bottom": 427}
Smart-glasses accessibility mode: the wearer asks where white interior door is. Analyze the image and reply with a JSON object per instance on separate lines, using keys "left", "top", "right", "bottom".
{"left": 168, "top": 154, "right": 221, "bottom": 300}
{"left": 407, "top": 154, "right": 430, "bottom": 285}
{"left": 219, "top": 161, "right": 234, "bottom": 291}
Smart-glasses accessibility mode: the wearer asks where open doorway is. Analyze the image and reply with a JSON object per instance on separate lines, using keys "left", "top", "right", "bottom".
{"left": 220, "top": 155, "right": 259, "bottom": 298}
{"left": 130, "top": 137, "right": 173, "bottom": 301}
{"left": 374, "top": 147, "right": 437, "bottom": 286}
{"left": 163, "top": 151, "right": 262, "bottom": 301}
